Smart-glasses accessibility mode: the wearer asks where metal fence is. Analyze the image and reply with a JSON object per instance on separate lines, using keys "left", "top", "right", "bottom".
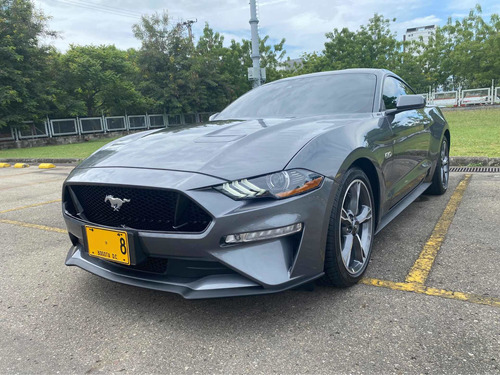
{"left": 0, "top": 125, "right": 16, "bottom": 142}
{"left": 419, "top": 86, "right": 500, "bottom": 107}
{"left": 2, "top": 112, "right": 213, "bottom": 142}
{"left": 2, "top": 85, "right": 500, "bottom": 142}
{"left": 432, "top": 91, "right": 459, "bottom": 107}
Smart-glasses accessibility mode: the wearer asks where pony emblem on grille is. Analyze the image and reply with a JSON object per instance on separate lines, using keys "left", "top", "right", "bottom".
{"left": 104, "top": 195, "right": 130, "bottom": 211}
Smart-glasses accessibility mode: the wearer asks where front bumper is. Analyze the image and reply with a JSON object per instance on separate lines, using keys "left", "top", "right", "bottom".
{"left": 63, "top": 167, "right": 337, "bottom": 299}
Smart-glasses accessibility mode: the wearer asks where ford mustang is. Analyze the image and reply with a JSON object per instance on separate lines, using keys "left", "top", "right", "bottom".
{"left": 63, "top": 68, "right": 450, "bottom": 298}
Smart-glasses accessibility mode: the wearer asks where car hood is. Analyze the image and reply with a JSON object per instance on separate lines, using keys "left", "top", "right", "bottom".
{"left": 78, "top": 115, "right": 369, "bottom": 181}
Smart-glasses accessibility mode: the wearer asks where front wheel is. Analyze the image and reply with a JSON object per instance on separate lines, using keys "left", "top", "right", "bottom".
{"left": 321, "top": 168, "right": 375, "bottom": 287}
{"left": 426, "top": 137, "right": 449, "bottom": 195}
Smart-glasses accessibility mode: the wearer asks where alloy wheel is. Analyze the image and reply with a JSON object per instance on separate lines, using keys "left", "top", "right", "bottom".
{"left": 339, "top": 179, "right": 374, "bottom": 276}
{"left": 441, "top": 139, "right": 449, "bottom": 189}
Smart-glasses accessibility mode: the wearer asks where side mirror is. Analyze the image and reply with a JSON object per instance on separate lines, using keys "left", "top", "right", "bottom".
{"left": 209, "top": 112, "right": 220, "bottom": 121}
{"left": 394, "top": 95, "right": 426, "bottom": 112}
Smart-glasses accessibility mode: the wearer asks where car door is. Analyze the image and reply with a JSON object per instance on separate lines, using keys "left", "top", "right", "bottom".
{"left": 382, "top": 77, "right": 432, "bottom": 207}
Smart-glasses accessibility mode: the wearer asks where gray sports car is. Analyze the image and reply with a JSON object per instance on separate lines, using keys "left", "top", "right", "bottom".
{"left": 63, "top": 68, "right": 450, "bottom": 298}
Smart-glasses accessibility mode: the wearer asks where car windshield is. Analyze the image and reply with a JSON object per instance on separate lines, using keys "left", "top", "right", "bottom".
{"left": 216, "top": 73, "right": 377, "bottom": 119}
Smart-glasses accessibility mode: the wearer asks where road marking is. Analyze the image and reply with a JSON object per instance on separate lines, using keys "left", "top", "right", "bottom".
{"left": 0, "top": 170, "right": 38, "bottom": 178}
{"left": 1, "top": 214, "right": 497, "bottom": 309}
{"left": 0, "top": 219, "right": 67, "bottom": 233}
{"left": 0, "top": 199, "right": 62, "bottom": 214}
{"left": 0, "top": 173, "right": 494, "bottom": 310}
{"left": 0, "top": 169, "right": 69, "bottom": 178}
{"left": 0, "top": 177, "right": 64, "bottom": 191}
{"left": 405, "top": 174, "right": 472, "bottom": 285}
{"left": 361, "top": 277, "right": 500, "bottom": 308}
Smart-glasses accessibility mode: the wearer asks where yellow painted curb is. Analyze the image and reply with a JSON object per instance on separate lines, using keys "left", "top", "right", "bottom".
{"left": 38, "top": 163, "right": 56, "bottom": 169}
{"left": 14, "top": 163, "right": 29, "bottom": 168}
{"left": 0, "top": 163, "right": 10, "bottom": 168}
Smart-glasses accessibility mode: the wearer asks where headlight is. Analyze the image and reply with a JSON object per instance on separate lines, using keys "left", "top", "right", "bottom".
{"left": 214, "top": 169, "right": 324, "bottom": 200}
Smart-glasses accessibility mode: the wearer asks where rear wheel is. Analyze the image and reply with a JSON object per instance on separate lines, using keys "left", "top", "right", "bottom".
{"left": 427, "top": 137, "right": 449, "bottom": 195}
{"left": 321, "top": 168, "right": 375, "bottom": 287}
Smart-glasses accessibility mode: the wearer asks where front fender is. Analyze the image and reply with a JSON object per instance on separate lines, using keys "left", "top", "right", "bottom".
{"left": 286, "top": 116, "right": 390, "bottom": 181}
{"left": 286, "top": 116, "right": 393, "bottom": 224}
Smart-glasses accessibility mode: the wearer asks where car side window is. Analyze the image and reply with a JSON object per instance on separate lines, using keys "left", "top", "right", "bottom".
{"left": 382, "top": 77, "right": 412, "bottom": 110}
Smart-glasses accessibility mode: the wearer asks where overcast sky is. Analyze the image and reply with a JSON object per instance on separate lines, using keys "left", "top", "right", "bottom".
{"left": 34, "top": 0, "right": 499, "bottom": 58}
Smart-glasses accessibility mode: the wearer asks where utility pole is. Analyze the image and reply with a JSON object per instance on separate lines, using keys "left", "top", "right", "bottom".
{"left": 181, "top": 19, "right": 197, "bottom": 42}
{"left": 248, "top": 0, "right": 265, "bottom": 87}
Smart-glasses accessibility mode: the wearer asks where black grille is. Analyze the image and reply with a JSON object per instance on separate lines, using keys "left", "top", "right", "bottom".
{"left": 66, "top": 184, "right": 211, "bottom": 233}
{"left": 130, "top": 257, "right": 169, "bottom": 274}
{"left": 106, "top": 258, "right": 235, "bottom": 277}
{"left": 104, "top": 257, "right": 169, "bottom": 274}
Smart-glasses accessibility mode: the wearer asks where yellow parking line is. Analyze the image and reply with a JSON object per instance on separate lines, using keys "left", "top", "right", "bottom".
{"left": 361, "top": 277, "right": 500, "bottom": 308}
{"left": 0, "top": 199, "right": 62, "bottom": 214}
{"left": 405, "top": 174, "right": 472, "bottom": 285}
{"left": 0, "top": 219, "right": 67, "bottom": 233}
{"left": 1, "top": 213, "right": 497, "bottom": 309}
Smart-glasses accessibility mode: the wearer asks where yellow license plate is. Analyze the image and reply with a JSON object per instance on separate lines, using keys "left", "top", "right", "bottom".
{"left": 86, "top": 226, "right": 130, "bottom": 265}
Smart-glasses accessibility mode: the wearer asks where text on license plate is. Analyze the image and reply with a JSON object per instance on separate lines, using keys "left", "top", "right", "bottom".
{"left": 85, "top": 226, "right": 130, "bottom": 265}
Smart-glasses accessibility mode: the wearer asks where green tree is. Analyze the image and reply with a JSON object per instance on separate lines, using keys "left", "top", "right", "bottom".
{"left": 440, "top": 5, "right": 500, "bottom": 88}
{"left": 54, "top": 45, "right": 148, "bottom": 116}
{"left": 293, "top": 52, "right": 329, "bottom": 75}
{"left": 191, "top": 24, "right": 235, "bottom": 112}
{"left": 256, "top": 36, "right": 287, "bottom": 82}
{"left": 298, "top": 4, "right": 499, "bottom": 92}
{"left": 0, "top": 0, "right": 55, "bottom": 128}
{"left": 133, "top": 11, "right": 195, "bottom": 114}
{"left": 320, "top": 14, "right": 402, "bottom": 71}
{"left": 45, "top": 49, "right": 86, "bottom": 118}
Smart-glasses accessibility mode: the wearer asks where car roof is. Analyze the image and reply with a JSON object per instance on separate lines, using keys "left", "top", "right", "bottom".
{"left": 271, "top": 68, "right": 402, "bottom": 84}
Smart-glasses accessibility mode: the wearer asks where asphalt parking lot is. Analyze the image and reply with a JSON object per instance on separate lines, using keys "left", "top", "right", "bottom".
{"left": 0, "top": 166, "right": 499, "bottom": 374}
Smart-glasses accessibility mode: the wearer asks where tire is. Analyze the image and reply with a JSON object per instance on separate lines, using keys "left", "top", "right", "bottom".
{"left": 320, "top": 167, "right": 375, "bottom": 287}
{"left": 426, "top": 137, "right": 449, "bottom": 195}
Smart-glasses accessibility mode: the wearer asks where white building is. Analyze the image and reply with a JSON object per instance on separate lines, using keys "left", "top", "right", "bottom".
{"left": 403, "top": 25, "right": 436, "bottom": 44}
{"left": 277, "top": 58, "right": 303, "bottom": 72}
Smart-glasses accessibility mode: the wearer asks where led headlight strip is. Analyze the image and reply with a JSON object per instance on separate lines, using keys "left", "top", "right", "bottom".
{"left": 221, "top": 179, "right": 267, "bottom": 198}
{"left": 215, "top": 169, "right": 324, "bottom": 200}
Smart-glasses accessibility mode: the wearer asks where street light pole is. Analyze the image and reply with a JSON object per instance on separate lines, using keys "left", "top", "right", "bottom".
{"left": 181, "top": 19, "right": 197, "bottom": 43}
{"left": 249, "top": 0, "right": 262, "bottom": 88}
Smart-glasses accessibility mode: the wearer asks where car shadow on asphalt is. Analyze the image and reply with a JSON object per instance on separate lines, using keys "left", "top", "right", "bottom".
{"left": 73, "top": 273, "right": 354, "bottom": 331}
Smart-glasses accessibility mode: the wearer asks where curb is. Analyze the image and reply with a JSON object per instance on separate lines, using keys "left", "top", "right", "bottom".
{"left": 0, "top": 158, "right": 81, "bottom": 164}
{"left": 14, "top": 163, "right": 29, "bottom": 168}
{"left": 450, "top": 157, "right": 500, "bottom": 167}
{"left": 0, "top": 162, "right": 57, "bottom": 169}
{"left": 39, "top": 163, "right": 56, "bottom": 169}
